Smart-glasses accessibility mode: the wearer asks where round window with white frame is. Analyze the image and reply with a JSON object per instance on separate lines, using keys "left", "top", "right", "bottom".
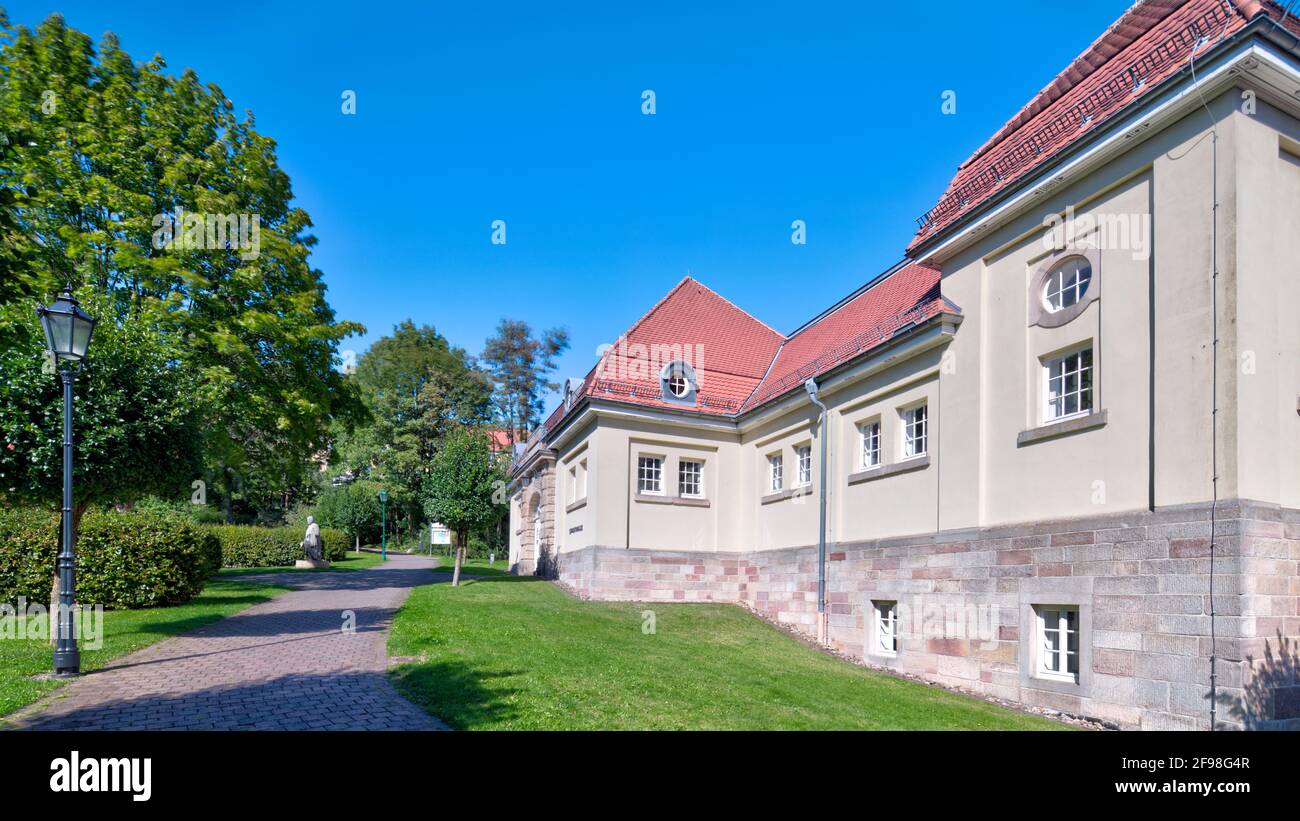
{"left": 659, "top": 360, "right": 697, "bottom": 405}
{"left": 1042, "top": 256, "right": 1092, "bottom": 314}
{"left": 1029, "top": 248, "right": 1099, "bottom": 329}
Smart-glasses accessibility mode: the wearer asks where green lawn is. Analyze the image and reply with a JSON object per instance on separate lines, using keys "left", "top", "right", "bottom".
{"left": 217, "top": 550, "right": 386, "bottom": 577}
{"left": 388, "top": 575, "right": 1066, "bottom": 730}
{"left": 0, "top": 578, "right": 287, "bottom": 719}
{"left": 434, "top": 555, "right": 510, "bottom": 576}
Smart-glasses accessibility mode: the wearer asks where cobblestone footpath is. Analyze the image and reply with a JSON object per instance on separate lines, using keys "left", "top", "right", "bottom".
{"left": 4, "top": 553, "right": 447, "bottom": 731}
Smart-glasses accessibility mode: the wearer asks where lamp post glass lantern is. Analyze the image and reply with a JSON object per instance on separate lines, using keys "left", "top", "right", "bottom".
{"left": 35, "top": 285, "right": 97, "bottom": 677}
{"left": 378, "top": 490, "right": 388, "bottom": 560}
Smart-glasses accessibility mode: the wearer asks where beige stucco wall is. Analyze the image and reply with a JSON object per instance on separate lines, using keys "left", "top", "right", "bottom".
{"left": 736, "top": 350, "right": 944, "bottom": 549}
{"left": 547, "top": 416, "right": 747, "bottom": 553}
{"left": 1233, "top": 97, "right": 1300, "bottom": 509}
{"left": 937, "top": 90, "right": 1245, "bottom": 528}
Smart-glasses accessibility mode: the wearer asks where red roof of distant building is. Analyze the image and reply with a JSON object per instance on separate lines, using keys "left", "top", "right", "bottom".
{"left": 486, "top": 429, "right": 525, "bottom": 453}
{"left": 909, "top": 0, "right": 1297, "bottom": 254}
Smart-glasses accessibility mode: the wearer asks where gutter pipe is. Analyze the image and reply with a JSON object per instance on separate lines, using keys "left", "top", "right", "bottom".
{"left": 805, "top": 378, "right": 830, "bottom": 645}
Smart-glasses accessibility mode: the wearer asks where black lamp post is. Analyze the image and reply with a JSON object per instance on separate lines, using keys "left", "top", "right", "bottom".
{"left": 36, "top": 285, "right": 97, "bottom": 678}
{"left": 378, "top": 489, "right": 388, "bottom": 561}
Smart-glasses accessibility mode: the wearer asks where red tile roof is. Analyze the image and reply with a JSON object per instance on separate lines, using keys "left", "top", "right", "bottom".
{"left": 909, "top": 0, "right": 1295, "bottom": 254}
{"left": 486, "top": 429, "right": 526, "bottom": 453}
{"left": 538, "top": 264, "right": 954, "bottom": 437}
{"left": 741, "top": 263, "right": 950, "bottom": 411}
{"left": 579, "top": 276, "right": 785, "bottom": 416}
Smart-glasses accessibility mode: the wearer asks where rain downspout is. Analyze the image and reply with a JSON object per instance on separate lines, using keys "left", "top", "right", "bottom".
{"left": 805, "top": 378, "right": 830, "bottom": 645}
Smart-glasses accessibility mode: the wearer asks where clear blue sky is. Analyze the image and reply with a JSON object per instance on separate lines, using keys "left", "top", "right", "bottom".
{"left": 7, "top": 0, "right": 1133, "bottom": 414}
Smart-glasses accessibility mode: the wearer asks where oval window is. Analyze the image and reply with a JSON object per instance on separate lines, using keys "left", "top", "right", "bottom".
{"left": 1042, "top": 256, "right": 1092, "bottom": 313}
{"left": 667, "top": 373, "right": 690, "bottom": 397}
{"left": 659, "top": 360, "right": 696, "bottom": 402}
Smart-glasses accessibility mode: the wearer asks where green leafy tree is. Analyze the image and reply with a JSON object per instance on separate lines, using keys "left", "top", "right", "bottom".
{"left": 314, "top": 480, "right": 383, "bottom": 549}
{"left": 333, "top": 320, "right": 491, "bottom": 536}
{"left": 481, "top": 319, "right": 569, "bottom": 442}
{"left": 0, "top": 288, "right": 204, "bottom": 515}
{"left": 422, "top": 427, "right": 506, "bottom": 586}
{"left": 0, "top": 13, "right": 365, "bottom": 520}
{"left": 0, "top": 127, "right": 47, "bottom": 313}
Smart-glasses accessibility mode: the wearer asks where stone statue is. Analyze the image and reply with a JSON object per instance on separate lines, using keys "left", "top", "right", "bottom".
{"left": 299, "top": 515, "right": 325, "bottom": 566}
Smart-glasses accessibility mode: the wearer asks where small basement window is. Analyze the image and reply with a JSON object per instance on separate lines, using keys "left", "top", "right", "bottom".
{"left": 873, "top": 600, "right": 899, "bottom": 656}
{"left": 1035, "top": 605, "right": 1080, "bottom": 683}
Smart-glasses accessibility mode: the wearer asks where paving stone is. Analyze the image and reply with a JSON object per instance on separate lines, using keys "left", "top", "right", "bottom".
{"left": 5, "top": 554, "right": 446, "bottom": 732}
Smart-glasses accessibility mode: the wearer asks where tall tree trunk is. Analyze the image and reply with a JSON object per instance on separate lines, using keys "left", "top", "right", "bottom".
{"left": 221, "top": 464, "right": 233, "bottom": 523}
{"left": 451, "top": 531, "right": 464, "bottom": 587}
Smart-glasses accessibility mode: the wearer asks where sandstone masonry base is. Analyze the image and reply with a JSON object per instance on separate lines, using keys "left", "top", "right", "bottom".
{"left": 541, "top": 499, "right": 1300, "bottom": 731}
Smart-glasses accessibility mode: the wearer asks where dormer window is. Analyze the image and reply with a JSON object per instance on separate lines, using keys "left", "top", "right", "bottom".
{"left": 659, "top": 360, "right": 697, "bottom": 405}
{"left": 667, "top": 373, "right": 689, "bottom": 397}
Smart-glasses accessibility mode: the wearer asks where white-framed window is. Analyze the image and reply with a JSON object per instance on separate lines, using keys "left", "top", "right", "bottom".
{"left": 667, "top": 373, "right": 689, "bottom": 397}
{"left": 902, "top": 404, "right": 927, "bottom": 459}
{"left": 1042, "top": 256, "right": 1092, "bottom": 313}
{"left": 1043, "top": 347, "right": 1093, "bottom": 423}
{"left": 795, "top": 445, "right": 812, "bottom": 487}
{"left": 579, "top": 458, "right": 588, "bottom": 499}
{"left": 637, "top": 456, "right": 663, "bottom": 495}
{"left": 660, "top": 360, "right": 697, "bottom": 403}
{"left": 768, "top": 453, "right": 783, "bottom": 493}
{"left": 859, "top": 420, "right": 881, "bottom": 468}
{"left": 568, "top": 465, "right": 578, "bottom": 503}
{"left": 679, "top": 459, "right": 703, "bottom": 498}
{"left": 873, "top": 600, "right": 898, "bottom": 656}
{"left": 1035, "top": 605, "right": 1080, "bottom": 682}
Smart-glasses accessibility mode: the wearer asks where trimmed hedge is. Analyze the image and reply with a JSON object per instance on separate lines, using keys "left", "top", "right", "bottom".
{"left": 0, "top": 507, "right": 220, "bottom": 609}
{"left": 0, "top": 505, "right": 58, "bottom": 605}
{"left": 207, "top": 524, "right": 348, "bottom": 567}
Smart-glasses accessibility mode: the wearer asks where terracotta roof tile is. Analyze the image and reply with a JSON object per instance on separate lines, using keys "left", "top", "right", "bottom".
{"left": 908, "top": 0, "right": 1283, "bottom": 253}
{"left": 741, "top": 263, "right": 951, "bottom": 411}
{"left": 540, "top": 264, "right": 955, "bottom": 436}
{"left": 566, "top": 276, "right": 786, "bottom": 420}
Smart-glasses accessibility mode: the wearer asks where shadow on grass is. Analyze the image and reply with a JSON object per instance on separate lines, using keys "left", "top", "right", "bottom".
{"left": 388, "top": 661, "right": 522, "bottom": 730}
{"left": 451, "top": 574, "right": 537, "bottom": 587}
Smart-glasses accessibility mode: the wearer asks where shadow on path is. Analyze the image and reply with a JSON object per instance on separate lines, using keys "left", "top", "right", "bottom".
{"left": 5, "top": 553, "right": 447, "bottom": 731}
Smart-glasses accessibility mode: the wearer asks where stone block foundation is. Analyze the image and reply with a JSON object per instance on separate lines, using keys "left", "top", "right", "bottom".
{"left": 544, "top": 499, "right": 1300, "bottom": 730}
